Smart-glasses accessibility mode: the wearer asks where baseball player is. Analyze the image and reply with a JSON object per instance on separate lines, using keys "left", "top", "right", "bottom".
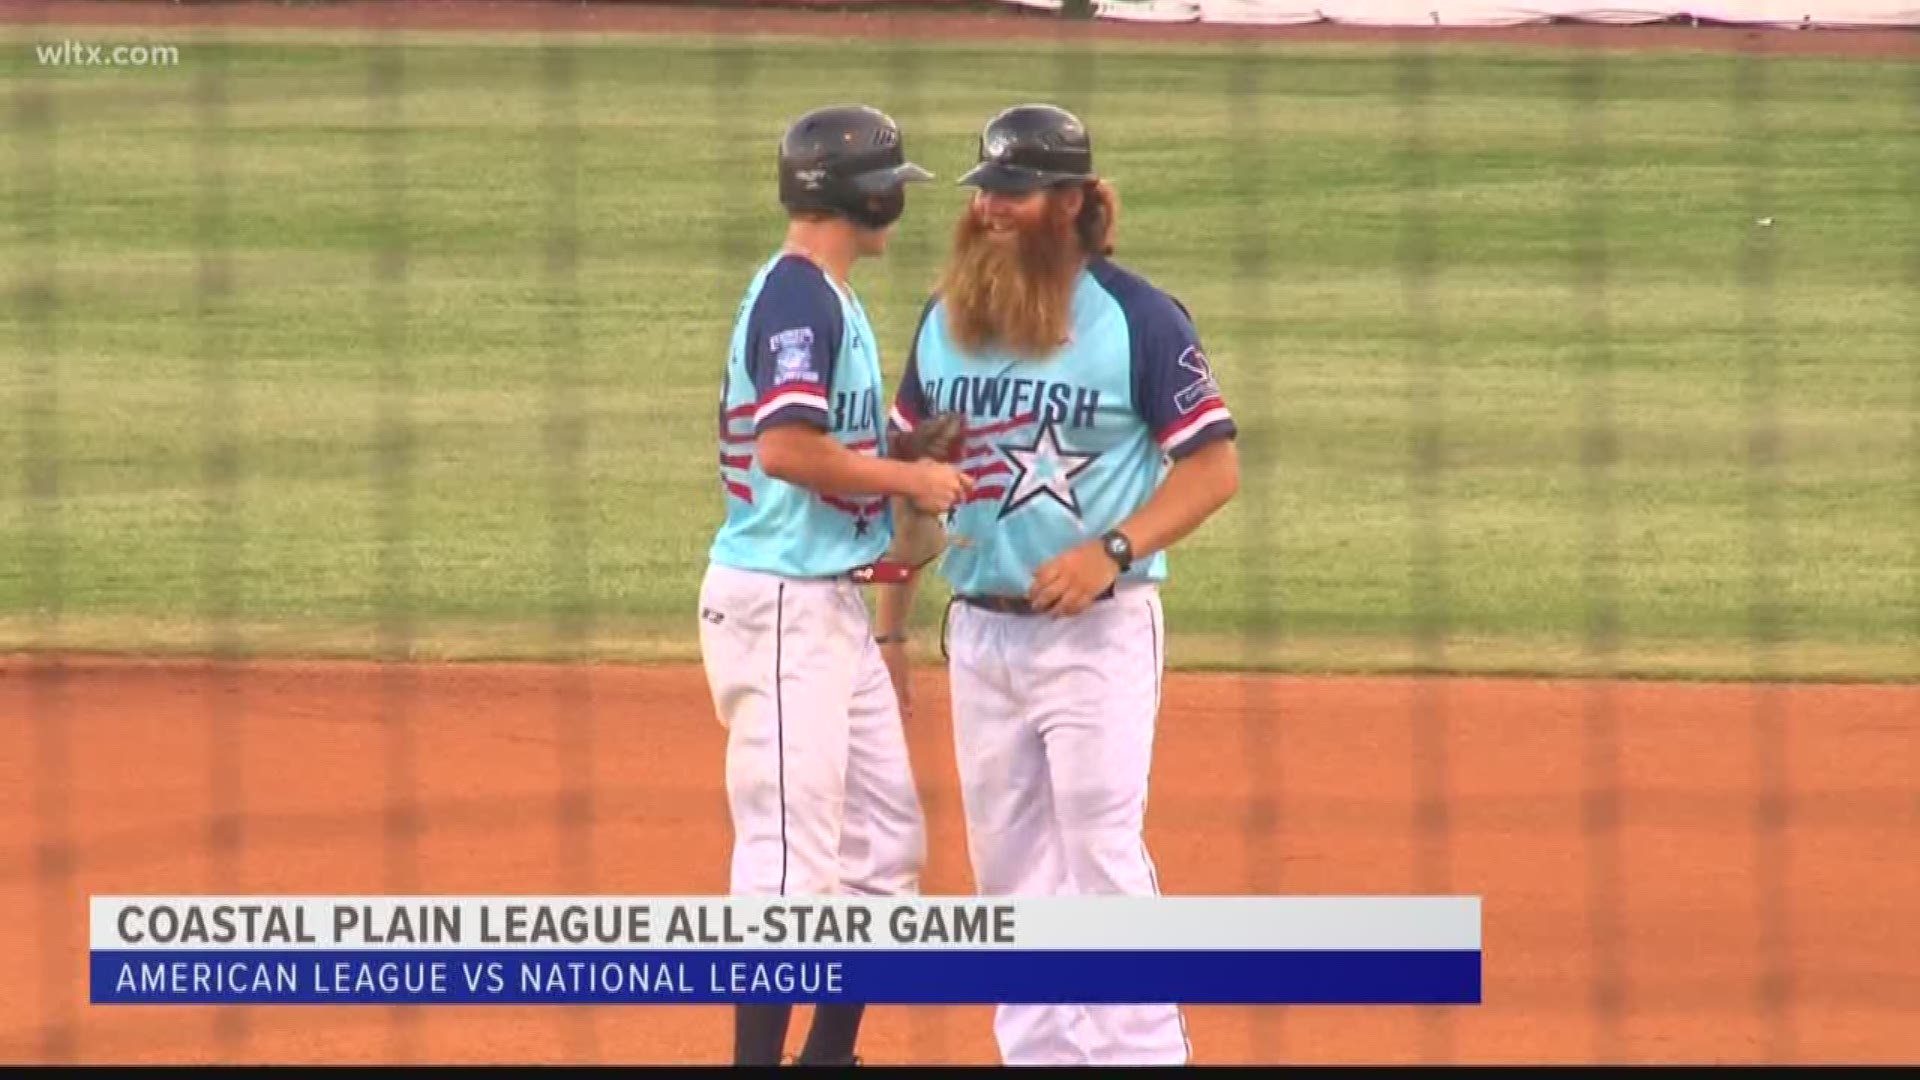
{"left": 698, "top": 103, "right": 971, "bottom": 1066}
{"left": 876, "top": 104, "right": 1240, "bottom": 1066}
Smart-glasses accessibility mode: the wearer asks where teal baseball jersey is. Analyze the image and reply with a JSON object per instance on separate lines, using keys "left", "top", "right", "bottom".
{"left": 710, "top": 252, "right": 891, "bottom": 577}
{"left": 888, "top": 257, "right": 1235, "bottom": 598}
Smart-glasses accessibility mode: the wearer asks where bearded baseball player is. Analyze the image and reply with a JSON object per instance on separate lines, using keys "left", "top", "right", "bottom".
{"left": 699, "top": 103, "right": 971, "bottom": 1066}
{"left": 877, "top": 103, "right": 1240, "bottom": 1066}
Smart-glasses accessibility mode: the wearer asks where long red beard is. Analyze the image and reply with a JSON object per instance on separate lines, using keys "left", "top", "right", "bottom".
{"left": 938, "top": 201, "right": 1081, "bottom": 358}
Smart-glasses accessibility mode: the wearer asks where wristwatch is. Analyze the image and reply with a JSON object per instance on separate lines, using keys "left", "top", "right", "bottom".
{"left": 1099, "top": 529, "right": 1134, "bottom": 573}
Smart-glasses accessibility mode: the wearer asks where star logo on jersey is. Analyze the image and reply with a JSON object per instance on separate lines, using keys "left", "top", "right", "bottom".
{"left": 852, "top": 514, "right": 872, "bottom": 539}
{"left": 995, "top": 419, "right": 1099, "bottom": 521}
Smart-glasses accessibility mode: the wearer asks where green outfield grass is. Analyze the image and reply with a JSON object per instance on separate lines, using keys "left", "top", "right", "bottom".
{"left": 1, "top": 26, "right": 1914, "bottom": 680}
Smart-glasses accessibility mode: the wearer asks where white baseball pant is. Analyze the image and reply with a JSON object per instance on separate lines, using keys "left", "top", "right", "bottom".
{"left": 698, "top": 562, "right": 926, "bottom": 898}
{"left": 946, "top": 581, "right": 1191, "bottom": 1065}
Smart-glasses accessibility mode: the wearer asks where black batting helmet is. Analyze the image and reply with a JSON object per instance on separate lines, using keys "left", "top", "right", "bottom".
{"left": 958, "top": 103, "right": 1096, "bottom": 194}
{"left": 778, "top": 104, "right": 932, "bottom": 231}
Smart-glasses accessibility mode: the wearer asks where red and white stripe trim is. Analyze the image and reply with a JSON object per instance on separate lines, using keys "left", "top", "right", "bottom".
{"left": 755, "top": 387, "right": 830, "bottom": 424}
{"left": 1159, "top": 399, "right": 1233, "bottom": 453}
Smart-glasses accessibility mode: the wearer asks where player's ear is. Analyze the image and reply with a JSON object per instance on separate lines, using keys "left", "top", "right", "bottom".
{"left": 1053, "top": 183, "right": 1086, "bottom": 221}
{"left": 1073, "top": 181, "right": 1116, "bottom": 257}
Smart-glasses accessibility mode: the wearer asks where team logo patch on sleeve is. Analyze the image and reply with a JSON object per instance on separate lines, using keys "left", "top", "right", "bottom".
{"left": 770, "top": 327, "right": 819, "bottom": 385}
{"left": 1172, "top": 346, "right": 1221, "bottom": 415}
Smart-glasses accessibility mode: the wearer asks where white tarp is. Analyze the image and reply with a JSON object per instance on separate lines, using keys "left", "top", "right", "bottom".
{"left": 1680, "top": 1, "right": 1920, "bottom": 23}
{"left": 1301, "top": 1, "right": 1576, "bottom": 23}
{"left": 1085, "top": 0, "right": 1920, "bottom": 26}
{"left": 1179, "top": 0, "right": 1328, "bottom": 23}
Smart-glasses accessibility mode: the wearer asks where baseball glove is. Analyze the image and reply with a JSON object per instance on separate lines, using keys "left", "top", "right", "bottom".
{"left": 888, "top": 411, "right": 967, "bottom": 463}
{"left": 881, "top": 411, "right": 967, "bottom": 570}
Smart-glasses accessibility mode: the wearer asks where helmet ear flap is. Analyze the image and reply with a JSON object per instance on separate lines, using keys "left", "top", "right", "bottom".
{"left": 849, "top": 187, "right": 904, "bottom": 231}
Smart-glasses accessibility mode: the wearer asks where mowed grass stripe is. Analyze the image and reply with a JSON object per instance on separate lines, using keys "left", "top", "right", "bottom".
{"left": 1, "top": 30, "right": 1912, "bottom": 679}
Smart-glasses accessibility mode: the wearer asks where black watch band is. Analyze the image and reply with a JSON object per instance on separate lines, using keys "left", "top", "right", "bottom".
{"left": 1100, "top": 530, "right": 1134, "bottom": 573}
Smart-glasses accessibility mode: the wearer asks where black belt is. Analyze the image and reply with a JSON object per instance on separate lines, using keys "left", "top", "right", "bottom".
{"left": 955, "top": 586, "right": 1115, "bottom": 616}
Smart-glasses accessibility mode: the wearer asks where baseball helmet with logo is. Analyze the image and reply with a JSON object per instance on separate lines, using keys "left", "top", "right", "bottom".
{"left": 958, "top": 103, "right": 1096, "bottom": 194}
{"left": 778, "top": 104, "right": 932, "bottom": 231}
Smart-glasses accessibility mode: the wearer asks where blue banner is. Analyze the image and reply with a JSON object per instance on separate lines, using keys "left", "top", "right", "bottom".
{"left": 92, "top": 949, "right": 1479, "bottom": 1005}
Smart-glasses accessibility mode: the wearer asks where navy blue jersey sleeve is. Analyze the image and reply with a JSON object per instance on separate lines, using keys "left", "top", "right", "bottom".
{"left": 1125, "top": 287, "right": 1236, "bottom": 460}
{"left": 746, "top": 256, "right": 844, "bottom": 433}
{"left": 887, "top": 296, "right": 941, "bottom": 439}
